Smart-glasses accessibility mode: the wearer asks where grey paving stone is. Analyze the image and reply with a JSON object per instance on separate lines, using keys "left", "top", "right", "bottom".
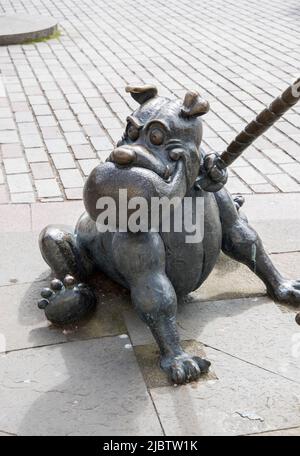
{"left": 21, "top": 134, "right": 43, "bottom": 148}
{"left": 252, "top": 427, "right": 300, "bottom": 436}
{"left": 32, "top": 105, "right": 51, "bottom": 116}
{"left": 193, "top": 250, "right": 300, "bottom": 303}
{"left": 15, "top": 111, "right": 34, "bottom": 123}
{"left": 250, "top": 183, "right": 278, "bottom": 193}
{"left": 7, "top": 173, "right": 32, "bottom": 193}
{"left": 65, "top": 188, "right": 83, "bottom": 200}
{"left": 0, "top": 118, "right": 15, "bottom": 130}
{"left": 90, "top": 136, "right": 113, "bottom": 151}
{"left": 40, "top": 126, "right": 62, "bottom": 140}
{"left": 244, "top": 193, "right": 300, "bottom": 252}
{"left": 0, "top": 185, "right": 9, "bottom": 203}
{"left": 0, "top": 277, "right": 127, "bottom": 352}
{"left": 262, "top": 148, "right": 294, "bottom": 164}
{"left": 31, "top": 200, "right": 84, "bottom": 231}
{"left": 51, "top": 153, "right": 76, "bottom": 169}
{"left": 54, "top": 109, "right": 75, "bottom": 120}
{"left": 72, "top": 144, "right": 96, "bottom": 159}
{"left": 0, "top": 204, "right": 31, "bottom": 232}
{"left": 25, "top": 148, "right": 48, "bottom": 163}
{"left": 267, "top": 173, "right": 300, "bottom": 192}
{"left": 59, "top": 169, "right": 84, "bottom": 188}
{"left": 280, "top": 163, "right": 300, "bottom": 182}
{"left": 45, "top": 139, "right": 68, "bottom": 154}
{"left": 65, "top": 132, "right": 88, "bottom": 146}
{"left": 30, "top": 162, "right": 54, "bottom": 179}
{"left": 3, "top": 157, "right": 28, "bottom": 174}
{"left": 78, "top": 158, "right": 99, "bottom": 176}
{"left": 11, "top": 192, "right": 35, "bottom": 203}
{"left": 249, "top": 158, "right": 281, "bottom": 175}
{"left": 0, "top": 231, "right": 48, "bottom": 286}
{"left": 1, "top": 143, "right": 23, "bottom": 158}
{"left": 0, "top": 338, "right": 162, "bottom": 436}
{"left": 234, "top": 166, "right": 267, "bottom": 185}
{"left": 35, "top": 179, "right": 61, "bottom": 198}
{"left": 97, "top": 149, "right": 112, "bottom": 162}
{"left": 0, "top": 130, "right": 19, "bottom": 143}
{"left": 59, "top": 120, "right": 81, "bottom": 132}
{"left": 227, "top": 176, "right": 252, "bottom": 194}
{"left": 151, "top": 347, "right": 300, "bottom": 436}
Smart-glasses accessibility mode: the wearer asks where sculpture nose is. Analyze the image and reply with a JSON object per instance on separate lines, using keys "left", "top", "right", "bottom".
{"left": 111, "top": 147, "right": 136, "bottom": 165}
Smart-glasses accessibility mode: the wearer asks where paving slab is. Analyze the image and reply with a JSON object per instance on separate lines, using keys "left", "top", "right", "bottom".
{"left": 134, "top": 340, "right": 216, "bottom": 389}
{"left": 194, "top": 251, "right": 300, "bottom": 302}
{"left": 0, "top": 276, "right": 128, "bottom": 352}
{"left": 0, "top": 15, "right": 58, "bottom": 45}
{"left": 0, "top": 232, "right": 48, "bottom": 286}
{"left": 150, "top": 347, "right": 300, "bottom": 436}
{"left": 31, "top": 200, "right": 84, "bottom": 231}
{"left": 243, "top": 193, "right": 300, "bottom": 253}
{"left": 0, "top": 338, "right": 162, "bottom": 436}
{"left": 252, "top": 426, "right": 300, "bottom": 436}
{"left": 0, "top": 204, "right": 31, "bottom": 232}
{"left": 125, "top": 295, "right": 300, "bottom": 384}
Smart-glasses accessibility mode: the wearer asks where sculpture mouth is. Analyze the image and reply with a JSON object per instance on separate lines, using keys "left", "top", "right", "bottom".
{"left": 112, "top": 162, "right": 174, "bottom": 183}
{"left": 83, "top": 160, "right": 187, "bottom": 224}
{"left": 108, "top": 145, "right": 175, "bottom": 182}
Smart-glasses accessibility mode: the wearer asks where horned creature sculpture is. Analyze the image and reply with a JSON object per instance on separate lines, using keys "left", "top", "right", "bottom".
{"left": 38, "top": 78, "right": 300, "bottom": 384}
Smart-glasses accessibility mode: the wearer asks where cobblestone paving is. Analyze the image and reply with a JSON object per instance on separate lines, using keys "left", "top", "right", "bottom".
{"left": 0, "top": 0, "right": 300, "bottom": 203}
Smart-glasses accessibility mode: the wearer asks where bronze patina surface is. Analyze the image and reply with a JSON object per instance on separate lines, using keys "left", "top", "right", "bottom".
{"left": 38, "top": 79, "right": 300, "bottom": 384}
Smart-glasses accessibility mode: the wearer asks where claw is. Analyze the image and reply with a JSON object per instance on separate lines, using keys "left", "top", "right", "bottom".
{"left": 170, "top": 364, "right": 186, "bottom": 384}
{"left": 194, "top": 356, "right": 211, "bottom": 374}
{"left": 183, "top": 359, "right": 201, "bottom": 381}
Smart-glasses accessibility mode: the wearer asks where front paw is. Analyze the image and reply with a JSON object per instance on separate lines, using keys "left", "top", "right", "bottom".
{"left": 195, "top": 153, "right": 228, "bottom": 192}
{"left": 38, "top": 275, "right": 96, "bottom": 325}
{"left": 269, "top": 279, "right": 300, "bottom": 306}
{"left": 161, "top": 353, "right": 211, "bottom": 385}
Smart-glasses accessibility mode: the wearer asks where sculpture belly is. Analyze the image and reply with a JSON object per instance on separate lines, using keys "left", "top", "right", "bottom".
{"left": 76, "top": 192, "right": 222, "bottom": 296}
{"left": 162, "top": 192, "right": 222, "bottom": 295}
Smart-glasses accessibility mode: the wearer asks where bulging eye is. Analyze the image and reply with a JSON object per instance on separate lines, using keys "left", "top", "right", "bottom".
{"left": 127, "top": 124, "right": 139, "bottom": 141}
{"left": 149, "top": 128, "right": 164, "bottom": 146}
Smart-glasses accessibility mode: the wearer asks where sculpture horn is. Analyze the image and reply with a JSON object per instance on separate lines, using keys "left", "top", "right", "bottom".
{"left": 125, "top": 84, "right": 158, "bottom": 104}
{"left": 181, "top": 91, "right": 210, "bottom": 118}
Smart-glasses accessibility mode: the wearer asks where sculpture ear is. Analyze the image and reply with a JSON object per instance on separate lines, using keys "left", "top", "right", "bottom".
{"left": 181, "top": 91, "right": 209, "bottom": 118}
{"left": 125, "top": 84, "right": 158, "bottom": 105}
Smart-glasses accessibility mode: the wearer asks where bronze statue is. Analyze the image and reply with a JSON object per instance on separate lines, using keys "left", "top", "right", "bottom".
{"left": 38, "top": 78, "right": 300, "bottom": 384}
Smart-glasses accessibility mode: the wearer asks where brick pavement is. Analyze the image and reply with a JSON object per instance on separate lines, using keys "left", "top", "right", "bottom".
{"left": 0, "top": 0, "right": 300, "bottom": 203}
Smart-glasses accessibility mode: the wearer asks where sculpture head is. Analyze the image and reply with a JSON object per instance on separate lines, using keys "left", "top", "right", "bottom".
{"left": 84, "top": 85, "right": 209, "bottom": 227}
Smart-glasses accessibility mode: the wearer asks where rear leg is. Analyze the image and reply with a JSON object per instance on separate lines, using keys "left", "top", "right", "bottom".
{"left": 216, "top": 189, "right": 300, "bottom": 306}
{"left": 38, "top": 226, "right": 96, "bottom": 325}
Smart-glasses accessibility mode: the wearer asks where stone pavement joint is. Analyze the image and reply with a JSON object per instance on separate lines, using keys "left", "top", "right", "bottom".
{"left": 0, "top": 0, "right": 300, "bottom": 203}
